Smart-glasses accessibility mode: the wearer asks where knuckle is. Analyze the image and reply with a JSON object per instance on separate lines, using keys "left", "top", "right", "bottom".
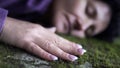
{"left": 22, "top": 40, "right": 34, "bottom": 51}
{"left": 28, "top": 44, "right": 34, "bottom": 52}
{"left": 52, "top": 38, "right": 62, "bottom": 46}
{"left": 27, "top": 43, "right": 34, "bottom": 51}
{"left": 44, "top": 40, "right": 53, "bottom": 49}
{"left": 41, "top": 52, "right": 49, "bottom": 58}
{"left": 61, "top": 52, "right": 69, "bottom": 58}
{"left": 71, "top": 43, "right": 77, "bottom": 48}
{"left": 69, "top": 43, "right": 77, "bottom": 53}
{"left": 56, "top": 49, "right": 67, "bottom": 56}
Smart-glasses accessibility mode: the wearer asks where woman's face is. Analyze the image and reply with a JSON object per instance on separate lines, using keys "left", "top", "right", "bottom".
{"left": 53, "top": 0, "right": 111, "bottom": 38}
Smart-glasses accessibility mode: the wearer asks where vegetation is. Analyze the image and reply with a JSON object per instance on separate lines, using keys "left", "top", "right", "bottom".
{"left": 0, "top": 35, "right": 120, "bottom": 68}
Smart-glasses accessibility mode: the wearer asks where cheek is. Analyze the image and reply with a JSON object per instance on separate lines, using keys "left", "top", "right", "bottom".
{"left": 53, "top": 14, "right": 69, "bottom": 34}
{"left": 94, "top": 13, "right": 111, "bottom": 35}
{"left": 54, "top": 19, "right": 67, "bottom": 33}
{"left": 94, "top": 21, "right": 109, "bottom": 35}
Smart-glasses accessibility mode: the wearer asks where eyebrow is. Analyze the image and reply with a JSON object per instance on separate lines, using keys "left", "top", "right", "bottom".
{"left": 86, "top": 0, "right": 97, "bottom": 19}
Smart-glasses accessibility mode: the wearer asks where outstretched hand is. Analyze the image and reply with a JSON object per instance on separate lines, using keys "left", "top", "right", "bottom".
{"left": 0, "top": 17, "right": 86, "bottom": 61}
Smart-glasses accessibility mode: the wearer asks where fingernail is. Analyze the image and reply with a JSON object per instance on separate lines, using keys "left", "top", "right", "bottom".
{"left": 78, "top": 49, "right": 87, "bottom": 55}
{"left": 69, "top": 55, "right": 78, "bottom": 61}
{"left": 77, "top": 44, "right": 83, "bottom": 49}
{"left": 50, "top": 55, "right": 58, "bottom": 61}
{"left": 83, "top": 49, "right": 87, "bottom": 53}
{"left": 81, "top": 49, "right": 87, "bottom": 55}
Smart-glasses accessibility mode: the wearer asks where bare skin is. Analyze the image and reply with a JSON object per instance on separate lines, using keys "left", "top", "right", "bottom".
{"left": 0, "top": 0, "right": 111, "bottom": 62}
{"left": 0, "top": 17, "right": 86, "bottom": 61}
{"left": 53, "top": 0, "right": 111, "bottom": 38}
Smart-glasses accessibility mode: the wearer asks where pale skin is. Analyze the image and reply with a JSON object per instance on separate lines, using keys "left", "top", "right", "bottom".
{"left": 0, "top": 0, "right": 111, "bottom": 61}
{"left": 0, "top": 17, "right": 85, "bottom": 61}
{"left": 53, "top": 0, "right": 111, "bottom": 38}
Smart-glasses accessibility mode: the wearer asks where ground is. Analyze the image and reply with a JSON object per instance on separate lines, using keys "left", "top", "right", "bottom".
{"left": 0, "top": 34, "right": 120, "bottom": 68}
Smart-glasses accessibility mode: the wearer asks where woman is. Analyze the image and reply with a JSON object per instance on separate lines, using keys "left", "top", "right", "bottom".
{"left": 53, "top": 0, "right": 119, "bottom": 42}
{"left": 0, "top": 0, "right": 119, "bottom": 61}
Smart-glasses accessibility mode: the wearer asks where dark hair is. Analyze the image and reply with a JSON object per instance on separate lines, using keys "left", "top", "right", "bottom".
{"left": 94, "top": 0, "right": 120, "bottom": 42}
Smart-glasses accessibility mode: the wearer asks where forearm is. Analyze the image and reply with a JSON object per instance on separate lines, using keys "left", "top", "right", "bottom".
{"left": 0, "top": 17, "right": 43, "bottom": 45}
{"left": 0, "top": 16, "right": 86, "bottom": 61}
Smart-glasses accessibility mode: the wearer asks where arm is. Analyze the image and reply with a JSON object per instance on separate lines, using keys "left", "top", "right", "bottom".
{"left": 0, "top": 8, "right": 86, "bottom": 61}
{"left": 0, "top": 17, "right": 86, "bottom": 61}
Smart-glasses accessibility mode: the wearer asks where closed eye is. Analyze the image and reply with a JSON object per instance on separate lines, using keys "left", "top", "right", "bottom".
{"left": 85, "top": 25, "right": 95, "bottom": 37}
{"left": 85, "top": 1, "right": 97, "bottom": 19}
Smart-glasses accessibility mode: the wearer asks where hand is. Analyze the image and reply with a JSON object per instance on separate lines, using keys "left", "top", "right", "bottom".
{"left": 0, "top": 17, "right": 86, "bottom": 61}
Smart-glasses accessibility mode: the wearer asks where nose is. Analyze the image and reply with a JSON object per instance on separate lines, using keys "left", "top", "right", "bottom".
{"left": 73, "top": 19, "right": 92, "bottom": 31}
{"left": 73, "top": 20, "right": 82, "bottom": 30}
{"left": 71, "top": 19, "right": 93, "bottom": 38}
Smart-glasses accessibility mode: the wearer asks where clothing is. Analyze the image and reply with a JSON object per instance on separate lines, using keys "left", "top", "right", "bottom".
{"left": 0, "top": 0, "right": 52, "bottom": 33}
{"left": 0, "top": 0, "right": 51, "bottom": 15}
{"left": 0, "top": 8, "right": 8, "bottom": 33}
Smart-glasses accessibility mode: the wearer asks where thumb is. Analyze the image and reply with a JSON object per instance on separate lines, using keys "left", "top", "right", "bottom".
{"left": 47, "top": 27, "right": 56, "bottom": 33}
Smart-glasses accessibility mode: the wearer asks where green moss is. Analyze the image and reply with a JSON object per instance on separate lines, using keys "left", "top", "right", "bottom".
{"left": 0, "top": 35, "right": 120, "bottom": 68}
{"left": 50, "top": 34, "right": 120, "bottom": 68}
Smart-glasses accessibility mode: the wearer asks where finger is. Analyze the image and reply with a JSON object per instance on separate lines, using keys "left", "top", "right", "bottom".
{"left": 54, "top": 36, "right": 87, "bottom": 55}
{"left": 22, "top": 41, "right": 58, "bottom": 61}
{"left": 60, "top": 43, "right": 86, "bottom": 55}
{"left": 35, "top": 39, "right": 78, "bottom": 61}
{"left": 46, "top": 27, "right": 56, "bottom": 33}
